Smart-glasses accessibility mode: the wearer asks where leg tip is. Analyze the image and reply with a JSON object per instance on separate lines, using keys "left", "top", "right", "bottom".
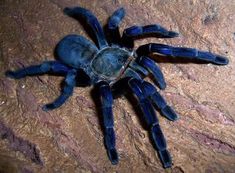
{"left": 108, "top": 148, "right": 119, "bottom": 165}
{"left": 42, "top": 104, "right": 54, "bottom": 111}
{"left": 117, "top": 7, "right": 125, "bottom": 15}
{"left": 158, "top": 80, "right": 167, "bottom": 90}
{"left": 168, "top": 31, "right": 179, "bottom": 38}
{"left": 63, "top": 7, "right": 73, "bottom": 15}
{"left": 163, "top": 161, "right": 172, "bottom": 168}
{"left": 153, "top": 77, "right": 166, "bottom": 90}
{"left": 5, "top": 71, "right": 17, "bottom": 79}
{"left": 161, "top": 106, "right": 179, "bottom": 121}
{"left": 158, "top": 149, "right": 172, "bottom": 168}
{"left": 214, "top": 55, "right": 229, "bottom": 65}
{"left": 42, "top": 105, "right": 49, "bottom": 112}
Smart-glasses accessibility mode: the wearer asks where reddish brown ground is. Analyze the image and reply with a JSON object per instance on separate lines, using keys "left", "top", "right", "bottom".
{"left": 0, "top": 0, "right": 235, "bottom": 172}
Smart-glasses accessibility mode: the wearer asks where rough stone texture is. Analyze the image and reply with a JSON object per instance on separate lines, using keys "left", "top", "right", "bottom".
{"left": 0, "top": 0, "right": 235, "bottom": 172}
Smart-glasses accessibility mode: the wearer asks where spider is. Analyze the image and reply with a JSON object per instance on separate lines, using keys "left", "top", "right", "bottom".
{"left": 5, "top": 7, "right": 229, "bottom": 168}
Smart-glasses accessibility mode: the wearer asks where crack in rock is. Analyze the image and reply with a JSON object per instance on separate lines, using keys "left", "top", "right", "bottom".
{"left": 189, "top": 129, "right": 235, "bottom": 156}
{"left": 164, "top": 92, "right": 234, "bottom": 126}
{"left": 0, "top": 120, "right": 43, "bottom": 165}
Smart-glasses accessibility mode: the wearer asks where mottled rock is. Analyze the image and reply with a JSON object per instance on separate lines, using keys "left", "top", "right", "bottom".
{"left": 0, "top": 0, "right": 235, "bottom": 172}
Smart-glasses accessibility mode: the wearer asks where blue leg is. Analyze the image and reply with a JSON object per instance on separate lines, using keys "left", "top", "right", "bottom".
{"left": 128, "top": 78, "right": 172, "bottom": 168}
{"left": 107, "top": 8, "right": 125, "bottom": 45}
{"left": 136, "top": 43, "right": 229, "bottom": 65}
{"left": 122, "top": 25, "right": 179, "bottom": 49}
{"left": 123, "top": 67, "right": 143, "bottom": 81}
{"left": 5, "top": 61, "right": 70, "bottom": 79}
{"left": 137, "top": 56, "right": 166, "bottom": 89}
{"left": 64, "top": 7, "right": 108, "bottom": 49}
{"left": 99, "top": 82, "right": 118, "bottom": 165}
{"left": 129, "top": 61, "right": 149, "bottom": 76}
{"left": 42, "top": 69, "right": 77, "bottom": 111}
{"left": 112, "top": 67, "right": 143, "bottom": 98}
{"left": 142, "top": 81, "right": 178, "bottom": 121}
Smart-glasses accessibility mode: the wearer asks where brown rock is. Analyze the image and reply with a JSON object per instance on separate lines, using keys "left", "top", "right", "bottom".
{"left": 0, "top": 0, "right": 235, "bottom": 172}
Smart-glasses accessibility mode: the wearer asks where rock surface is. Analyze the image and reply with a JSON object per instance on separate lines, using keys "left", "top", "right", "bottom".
{"left": 0, "top": 0, "right": 235, "bottom": 172}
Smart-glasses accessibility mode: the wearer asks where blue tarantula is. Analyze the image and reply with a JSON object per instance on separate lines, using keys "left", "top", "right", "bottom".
{"left": 5, "top": 7, "right": 228, "bottom": 168}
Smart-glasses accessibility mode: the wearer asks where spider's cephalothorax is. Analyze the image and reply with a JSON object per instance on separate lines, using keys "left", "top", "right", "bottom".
{"left": 91, "top": 47, "right": 132, "bottom": 81}
{"left": 5, "top": 6, "right": 229, "bottom": 168}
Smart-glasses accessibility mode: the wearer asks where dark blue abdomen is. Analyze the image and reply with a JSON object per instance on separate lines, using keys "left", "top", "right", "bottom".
{"left": 56, "top": 34, "right": 98, "bottom": 69}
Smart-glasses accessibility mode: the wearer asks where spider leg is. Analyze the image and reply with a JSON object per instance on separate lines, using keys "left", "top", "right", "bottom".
{"left": 42, "top": 69, "right": 77, "bottom": 111}
{"left": 126, "top": 58, "right": 166, "bottom": 90}
{"left": 99, "top": 81, "right": 118, "bottom": 165}
{"left": 5, "top": 61, "right": 70, "bottom": 79}
{"left": 142, "top": 81, "right": 178, "bottom": 121}
{"left": 129, "top": 61, "right": 149, "bottom": 76}
{"left": 110, "top": 67, "right": 143, "bottom": 98}
{"left": 122, "top": 25, "right": 179, "bottom": 49}
{"left": 128, "top": 78, "right": 172, "bottom": 168}
{"left": 123, "top": 67, "right": 143, "bottom": 81}
{"left": 107, "top": 8, "right": 125, "bottom": 45}
{"left": 136, "top": 43, "right": 229, "bottom": 65}
{"left": 136, "top": 56, "right": 166, "bottom": 89}
{"left": 64, "top": 7, "right": 108, "bottom": 49}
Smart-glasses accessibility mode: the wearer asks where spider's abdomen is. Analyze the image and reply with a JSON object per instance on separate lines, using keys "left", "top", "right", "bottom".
{"left": 91, "top": 47, "right": 132, "bottom": 80}
{"left": 56, "top": 35, "right": 98, "bottom": 69}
